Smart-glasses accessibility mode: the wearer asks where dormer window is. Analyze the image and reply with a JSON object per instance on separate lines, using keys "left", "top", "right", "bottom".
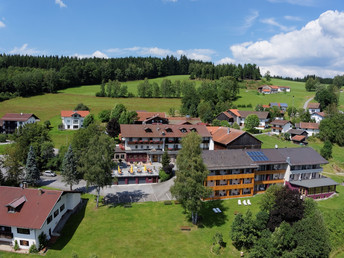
{"left": 6, "top": 196, "right": 26, "bottom": 213}
{"left": 179, "top": 128, "right": 187, "bottom": 133}
{"left": 166, "top": 127, "right": 173, "bottom": 133}
{"left": 190, "top": 127, "right": 197, "bottom": 132}
{"left": 144, "top": 127, "right": 152, "bottom": 133}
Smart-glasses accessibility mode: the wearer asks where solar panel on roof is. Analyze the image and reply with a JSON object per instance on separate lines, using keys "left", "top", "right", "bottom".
{"left": 247, "top": 151, "right": 269, "bottom": 162}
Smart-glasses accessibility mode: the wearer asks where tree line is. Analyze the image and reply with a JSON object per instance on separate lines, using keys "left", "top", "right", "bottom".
{"left": 189, "top": 63, "right": 261, "bottom": 81}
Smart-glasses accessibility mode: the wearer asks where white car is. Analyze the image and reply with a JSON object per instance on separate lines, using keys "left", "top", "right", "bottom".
{"left": 43, "top": 170, "right": 56, "bottom": 177}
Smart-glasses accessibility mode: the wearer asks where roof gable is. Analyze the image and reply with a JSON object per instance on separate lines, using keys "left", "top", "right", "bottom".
{"left": 61, "top": 111, "right": 90, "bottom": 118}
{"left": 0, "top": 113, "right": 39, "bottom": 122}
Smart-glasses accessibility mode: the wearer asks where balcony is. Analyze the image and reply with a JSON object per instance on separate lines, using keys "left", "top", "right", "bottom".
{"left": 207, "top": 173, "right": 254, "bottom": 181}
{"left": 0, "top": 231, "right": 13, "bottom": 240}
{"left": 255, "top": 169, "right": 285, "bottom": 175}
{"left": 290, "top": 168, "right": 322, "bottom": 174}
{"left": 210, "top": 183, "right": 254, "bottom": 190}
{"left": 254, "top": 179, "right": 284, "bottom": 185}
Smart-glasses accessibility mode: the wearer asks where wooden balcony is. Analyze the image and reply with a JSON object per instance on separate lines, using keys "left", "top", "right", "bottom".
{"left": 204, "top": 193, "right": 253, "bottom": 201}
{"left": 210, "top": 183, "right": 254, "bottom": 190}
{"left": 254, "top": 179, "right": 284, "bottom": 185}
{"left": 255, "top": 169, "right": 285, "bottom": 175}
{"left": 207, "top": 173, "right": 254, "bottom": 181}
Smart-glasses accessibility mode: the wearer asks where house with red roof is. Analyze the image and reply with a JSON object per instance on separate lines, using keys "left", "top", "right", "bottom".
{"left": 270, "top": 120, "right": 293, "bottom": 135}
{"left": 207, "top": 126, "right": 261, "bottom": 150}
{"left": 60, "top": 110, "right": 90, "bottom": 130}
{"left": 134, "top": 111, "right": 168, "bottom": 124}
{"left": 311, "top": 112, "right": 326, "bottom": 123}
{"left": 0, "top": 186, "right": 81, "bottom": 250}
{"left": 0, "top": 113, "right": 40, "bottom": 134}
{"left": 295, "top": 122, "right": 320, "bottom": 136}
{"left": 307, "top": 103, "right": 321, "bottom": 114}
{"left": 226, "top": 109, "right": 270, "bottom": 128}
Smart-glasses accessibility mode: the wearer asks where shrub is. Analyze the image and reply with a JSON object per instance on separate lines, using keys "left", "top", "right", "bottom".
{"left": 247, "top": 103, "right": 252, "bottom": 108}
{"left": 14, "top": 240, "right": 19, "bottom": 251}
{"left": 38, "top": 232, "right": 48, "bottom": 251}
{"left": 213, "top": 232, "right": 224, "bottom": 246}
{"left": 0, "top": 134, "right": 6, "bottom": 143}
{"left": 212, "top": 243, "right": 221, "bottom": 255}
{"left": 159, "top": 169, "right": 171, "bottom": 182}
{"left": 29, "top": 244, "right": 38, "bottom": 253}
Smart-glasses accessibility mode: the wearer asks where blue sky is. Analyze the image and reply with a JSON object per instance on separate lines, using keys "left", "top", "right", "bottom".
{"left": 0, "top": 0, "right": 344, "bottom": 77}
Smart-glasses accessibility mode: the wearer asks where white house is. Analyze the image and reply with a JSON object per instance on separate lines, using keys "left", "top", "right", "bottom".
{"left": 307, "top": 103, "right": 321, "bottom": 114}
{"left": 311, "top": 112, "right": 326, "bottom": 123}
{"left": 61, "top": 111, "right": 90, "bottom": 130}
{"left": 0, "top": 186, "right": 81, "bottom": 250}
{"left": 226, "top": 109, "right": 270, "bottom": 128}
{"left": 295, "top": 122, "right": 319, "bottom": 136}
{"left": 270, "top": 120, "right": 293, "bottom": 135}
{"left": 0, "top": 113, "right": 40, "bottom": 134}
{"left": 278, "top": 86, "right": 291, "bottom": 92}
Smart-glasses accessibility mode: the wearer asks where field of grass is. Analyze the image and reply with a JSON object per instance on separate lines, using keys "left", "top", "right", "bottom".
{"left": 0, "top": 194, "right": 262, "bottom": 257}
{"left": 1, "top": 182, "right": 344, "bottom": 258}
{"left": 233, "top": 78, "right": 315, "bottom": 110}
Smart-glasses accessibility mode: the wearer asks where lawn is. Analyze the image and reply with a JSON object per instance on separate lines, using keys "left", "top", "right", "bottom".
{"left": 0, "top": 194, "right": 263, "bottom": 257}
{"left": 233, "top": 78, "right": 315, "bottom": 110}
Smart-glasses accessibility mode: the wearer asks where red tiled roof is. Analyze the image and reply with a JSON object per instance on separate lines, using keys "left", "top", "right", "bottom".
{"left": 296, "top": 122, "right": 319, "bottom": 130}
{"left": 262, "top": 105, "right": 270, "bottom": 108}
{"left": 307, "top": 103, "right": 320, "bottom": 109}
{"left": 0, "top": 113, "right": 39, "bottom": 122}
{"left": 120, "top": 124, "right": 211, "bottom": 138}
{"left": 314, "top": 112, "right": 325, "bottom": 117}
{"left": 136, "top": 111, "right": 166, "bottom": 122}
{"left": 270, "top": 85, "right": 279, "bottom": 89}
{"left": 208, "top": 127, "right": 246, "bottom": 145}
{"left": 61, "top": 110, "right": 90, "bottom": 117}
{"left": 222, "top": 111, "right": 233, "bottom": 119}
{"left": 270, "top": 120, "right": 291, "bottom": 126}
{"left": 262, "top": 89, "right": 271, "bottom": 92}
{"left": 228, "top": 109, "right": 241, "bottom": 117}
{"left": 0, "top": 186, "right": 63, "bottom": 229}
{"left": 292, "top": 135, "right": 306, "bottom": 142}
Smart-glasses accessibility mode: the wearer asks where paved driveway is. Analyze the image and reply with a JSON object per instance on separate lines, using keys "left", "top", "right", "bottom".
{"left": 39, "top": 174, "right": 175, "bottom": 204}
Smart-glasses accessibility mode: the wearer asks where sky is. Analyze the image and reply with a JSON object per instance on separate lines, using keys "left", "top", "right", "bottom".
{"left": 0, "top": 0, "right": 344, "bottom": 78}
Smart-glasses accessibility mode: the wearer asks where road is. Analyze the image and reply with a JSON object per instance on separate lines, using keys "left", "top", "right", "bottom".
{"left": 39, "top": 174, "right": 175, "bottom": 204}
{"left": 303, "top": 97, "right": 314, "bottom": 110}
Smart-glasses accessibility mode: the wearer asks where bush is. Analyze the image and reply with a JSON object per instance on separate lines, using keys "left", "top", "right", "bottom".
{"left": 213, "top": 232, "right": 224, "bottom": 246}
{"left": 29, "top": 244, "right": 38, "bottom": 253}
{"left": 212, "top": 243, "right": 221, "bottom": 255}
{"left": 159, "top": 169, "right": 171, "bottom": 182}
{"left": 14, "top": 240, "right": 19, "bottom": 251}
{"left": 38, "top": 232, "right": 48, "bottom": 251}
{"left": 247, "top": 103, "right": 252, "bottom": 108}
{"left": 0, "top": 134, "right": 7, "bottom": 143}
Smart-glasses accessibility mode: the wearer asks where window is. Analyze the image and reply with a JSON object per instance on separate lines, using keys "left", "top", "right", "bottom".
{"left": 47, "top": 215, "right": 52, "bottom": 224}
{"left": 60, "top": 204, "right": 65, "bottom": 212}
{"left": 67, "top": 120, "right": 70, "bottom": 123}
{"left": 121, "top": 154, "right": 124, "bottom": 159}
{"left": 54, "top": 209, "right": 59, "bottom": 218}
{"left": 17, "top": 228, "right": 30, "bottom": 235}
{"left": 20, "top": 240, "right": 29, "bottom": 246}
{"left": 115, "top": 155, "right": 119, "bottom": 159}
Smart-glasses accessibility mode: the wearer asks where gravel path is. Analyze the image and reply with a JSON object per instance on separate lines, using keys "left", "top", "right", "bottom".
{"left": 303, "top": 97, "right": 314, "bottom": 110}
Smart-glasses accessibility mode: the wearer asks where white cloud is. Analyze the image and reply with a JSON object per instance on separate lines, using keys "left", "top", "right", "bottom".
{"left": 267, "top": 0, "right": 317, "bottom": 6}
{"left": 9, "top": 44, "right": 43, "bottom": 55}
{"left": 284, "top": 15, "right": 302, "bottom": 21}
{"left": 55, "top": 0, "right": 67, "bottom": 8}
{"left": 230, "top": 10, "right": 344, "bottom": 77}
{"left": 261, "top": 18, "right": 295, "bottom": 31}
{"left": 106, "top": 47, "right": 215, "bottom": 61}
{"left": 0, "top": 21, "right": 5, "bottom": 28}
{"left": 216, "top": 57, "right": 236, "bottom": 65}
{"left": 74, "top": 50, "right": 108, "bottom": 59}
{"left": 241, "top": 10, "right": 259, "bottom": 31}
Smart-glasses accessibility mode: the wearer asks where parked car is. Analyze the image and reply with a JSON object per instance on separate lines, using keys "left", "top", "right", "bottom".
{"left": 43, "top": 170, "right": 56, "bottom": 177}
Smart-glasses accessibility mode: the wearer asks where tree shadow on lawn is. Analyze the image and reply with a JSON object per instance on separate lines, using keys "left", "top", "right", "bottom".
{"left": 103, "top": 190, "right": 149, "bottom": 207}
{"left": 49, "top": 198, "right": 88, "bottom": 251}
{"left": 197, "top": 200, "right": 228, "bottom": 228}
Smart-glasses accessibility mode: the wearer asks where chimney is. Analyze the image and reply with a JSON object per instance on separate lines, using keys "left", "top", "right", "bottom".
{"left": 20, "top": 112, "right": 23, "bottom": 116}
{"left": 227, "top": 127, "right": 230, "bottom": 134}
{"left": 286, "top": 157, "right": 290, "bottom": 165}
{"left": 38, "top": 188, "right": 44, "bottom": 195}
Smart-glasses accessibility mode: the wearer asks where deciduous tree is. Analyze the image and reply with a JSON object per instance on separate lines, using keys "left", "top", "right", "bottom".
{"left": 170, "top": 132, "right": 211, "bottom": 224}
{"left": 80, "top": 134, "right": 115, "bottom": 207}
{"left": 245, "top": 114, "right": 260, "bottom": 132}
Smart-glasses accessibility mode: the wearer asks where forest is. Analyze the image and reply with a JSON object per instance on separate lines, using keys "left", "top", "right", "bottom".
{"left": 0, "top": 54, "right": 261, "bottom": 101}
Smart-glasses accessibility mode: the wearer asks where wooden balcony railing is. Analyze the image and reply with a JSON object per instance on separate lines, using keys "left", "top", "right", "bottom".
{"left": 207, "top": 173, "right": 254, "bottom": 181}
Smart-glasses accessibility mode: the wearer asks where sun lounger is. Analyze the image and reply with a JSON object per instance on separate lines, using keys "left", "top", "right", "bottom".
{"left": 247, "top": 200, "right": 251, "bottom": 205}
{"left": 216, "top": 208, "right": 221, "bottom": 213}
{"left": 243, "top": 200, "right": 247, "bottom": 206}
{"left": 238, "top": 200, "right": 241, "bottom": 205}
{"left": 213, "top": 208, "right": 219, "bottom": 213}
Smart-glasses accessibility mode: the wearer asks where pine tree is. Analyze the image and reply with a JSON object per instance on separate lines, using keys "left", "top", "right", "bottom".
{"left": 25, "top": 146, "right": 40, "bottom": 184}
{"left": 61, "top": 145, "right": 79, "bottom": 191}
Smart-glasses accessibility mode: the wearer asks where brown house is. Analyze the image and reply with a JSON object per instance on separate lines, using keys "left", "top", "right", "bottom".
{"left": 135, "top": 111, "right": 168, "bottom": 124}
{"left": 207, "top": 126, "right": 262, "bottom": 150}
